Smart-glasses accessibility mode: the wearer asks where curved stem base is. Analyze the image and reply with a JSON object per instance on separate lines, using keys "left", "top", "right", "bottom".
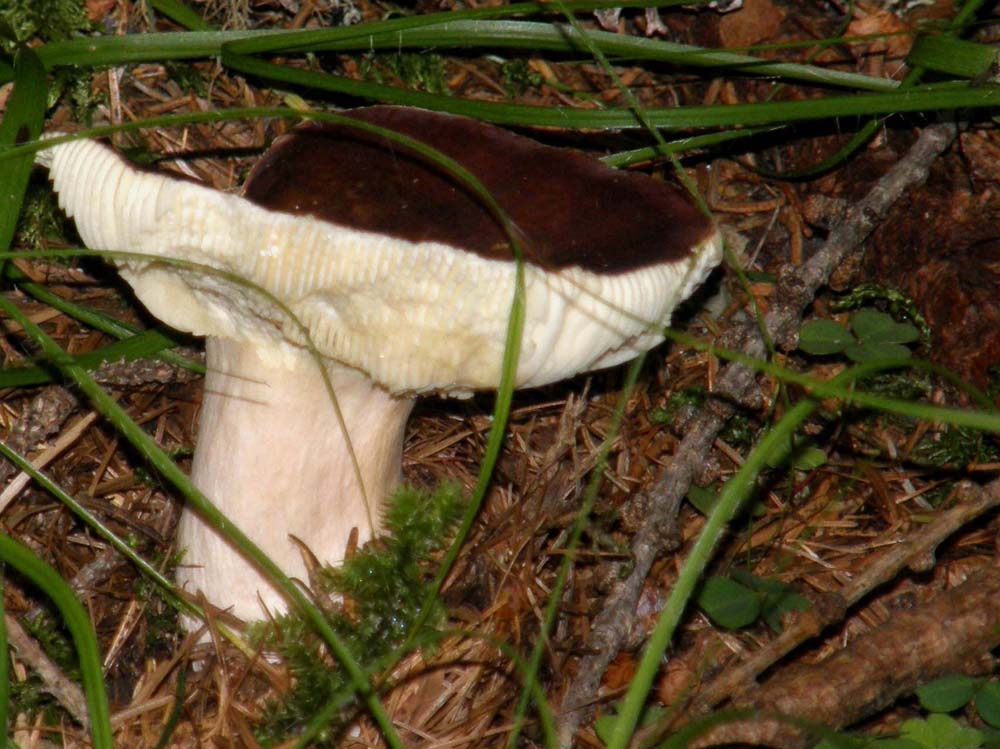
{"left": 177, "top": 337, "right": 414, "bottom": 623}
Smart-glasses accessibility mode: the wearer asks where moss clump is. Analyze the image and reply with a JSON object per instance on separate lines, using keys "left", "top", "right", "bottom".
{"left": 0, "top": 0, "right": 92, "bottom": 44}
{"left": 252, "top": 482, "right": 466, "bottom": 745}
{"left": 360, "top": 52, "right": 450, "bottom": 95}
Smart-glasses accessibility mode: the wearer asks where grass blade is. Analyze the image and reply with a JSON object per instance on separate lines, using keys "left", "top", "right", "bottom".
{"left": 0, "top": 328, "right": 178, "bottom": 387}
{"left": 0, "top": 533, "right": 112, "bottom": 749}
{"left": 908, "top": 34, "right": 998, "bottom": 79}
{"left": 285, "top": 20, "right": 898, "bottom": 93}
{"left": 604, "top": 360, "right": 908, "bottom": 748}
{"left": 0, "top": 572, "right": 6, "bottom": 744}
{"left": 149, "top": 0, "right": 213, "bottom": 31}
{"left": 0, "top": 47, "right": 46, "bottom": 254}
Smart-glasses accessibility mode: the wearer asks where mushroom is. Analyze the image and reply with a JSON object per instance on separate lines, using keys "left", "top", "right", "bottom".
{"left": 36, "top": 107, "right": 723, "bottom": 623}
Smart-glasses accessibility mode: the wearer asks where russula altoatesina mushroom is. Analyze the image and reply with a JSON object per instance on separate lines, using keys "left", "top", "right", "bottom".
{"left": 36, "top": 106, "right": 723, "bottom": 623}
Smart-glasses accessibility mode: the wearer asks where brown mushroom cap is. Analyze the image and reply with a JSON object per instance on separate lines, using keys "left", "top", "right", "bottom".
{"left": 243, "top": 106, "right": 717, "bottom": 274}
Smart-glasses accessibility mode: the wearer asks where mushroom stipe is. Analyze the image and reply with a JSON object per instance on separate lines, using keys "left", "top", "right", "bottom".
{"left": 36, "top": 106, "right": 723, "bottom": 625}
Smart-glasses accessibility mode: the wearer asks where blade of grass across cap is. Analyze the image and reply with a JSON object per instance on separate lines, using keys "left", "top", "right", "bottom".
{"left": 0, "top": 533, "right": 112, "bottom": 749}
{"left": 217, "top": 52, "right": 1000, "bottom": 129}
{"left": 0, "top": 47, "right": 46, "bottom": 258}
{"left": 0, "top": 291, "right": 406, "bottom": 749}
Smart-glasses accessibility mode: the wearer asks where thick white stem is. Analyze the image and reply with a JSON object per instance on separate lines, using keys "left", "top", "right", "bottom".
{"left": 177, "top": 337, "right": 414, "bottom": 622}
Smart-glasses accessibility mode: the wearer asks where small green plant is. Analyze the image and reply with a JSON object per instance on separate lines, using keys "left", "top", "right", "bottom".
{"left": 252, "top": 482, "right": 466, "bottom": 744}
{"left": 819, "top": 714, "right": 988, "bottom": 749}
{"left": 696, "top": 569, "right": 810, "bottom": 632}
{"left": 763, "top": 433, "right": 828, "bottom": 471}
{"left": 911, "top": 425, "right": 1000, "bottom": 469}
{"left": 12, "top": 183, "right": 72, "bottom": 250}
{"left": 916, "top": 675, "right": 1000, "bottom": 729}
{"left": 649, "top": 386, "right": 707, "bottom": 425}
{"left": 799, "top": 308, "right": 921, "bottom": 364}
{"left": 595, "top": 704, "right": 668, "bottom": 747}
{"left": 817, "top": 676, "right": 1000, "bottom": 749}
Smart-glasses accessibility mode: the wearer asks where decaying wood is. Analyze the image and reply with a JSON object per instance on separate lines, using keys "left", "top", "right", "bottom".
{"left": 556, "top": 122, "right": 960, "bottom": 746}
{"left": 690, "top": 478, "right": 1000, "bottom": 715}
{"left": 693, "top": 559, "right": 1000, "bottom": 748}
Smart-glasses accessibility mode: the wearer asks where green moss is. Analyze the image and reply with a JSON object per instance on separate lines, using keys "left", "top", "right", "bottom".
{"left": 649, "top": 386, "right": 706, "bottom": 425}
{"left": 0, "top": 0, "right": 92, "bottom": 44}
{"left": 359, "top": 52, "right": 450, "bottom": 95}
{"left": 252, "top": 482, "right": 466, "bottom": 745}
{"left": 912, "top": 425, "right": 1000, "bottom": 469}
{"left": 12, "top": 184, "right": 73, "bottom": 251}
{"left": 501, "top": 59, "right": 542, "bottom": 98}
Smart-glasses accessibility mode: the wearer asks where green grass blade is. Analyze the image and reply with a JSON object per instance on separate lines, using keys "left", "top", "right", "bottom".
{"left": 2, "top": 262, "right": 202, "bottom": 374}
{"left": 0, "top": 572, "right": 6, "bottom": 744}
{"left": 0, "top": 533, "right": 112, "bottom": 749}
{"left": 0, "top": 438, "right": 185, "bottom": 610}
{"left": 14, "top": 1, "right": 684, "bottom": 77}
{"left": 600, "top": 126, "right": 782, "bottom": 167}
{"left": 286, "top": 20, "right": 897, "bottom": 93}
{"left": 14, "top": 11, "right": 905, "bottom": 96}
{"left": 0, "top": 47, "right": 46, "bottom": 254}
{"left": 33, "top": 29, "right": 267, "bottom": 70}
{"left": 908, "top": 34, "right": 998, "bottom": 79}
{"left": 666, "top": 329, "right": 1000, "bottom": 432}
{"left": 149, "top": 0, "right": 213, "bottom": 31}
{"left": 508, "top": 353, "right": 646, "bottom": 748}
{"left": 218, "top": 52, "right": 1000, "bottom": 130}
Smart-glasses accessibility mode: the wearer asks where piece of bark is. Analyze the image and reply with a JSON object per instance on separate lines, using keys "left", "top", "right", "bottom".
{"left": 555, "top": 121, "right": 959, "bottom": 746}
{"left": 694, "top": 561, "right": 1000, "bottom": 748}
{"left": 92, "top": 351, "right": 203, "bottom": 388}
{"left": 689, "top": 478, "right": 1000, "bottom": 716}
{"left": 0, "top": 386, "right": 78, "bottom": 487}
